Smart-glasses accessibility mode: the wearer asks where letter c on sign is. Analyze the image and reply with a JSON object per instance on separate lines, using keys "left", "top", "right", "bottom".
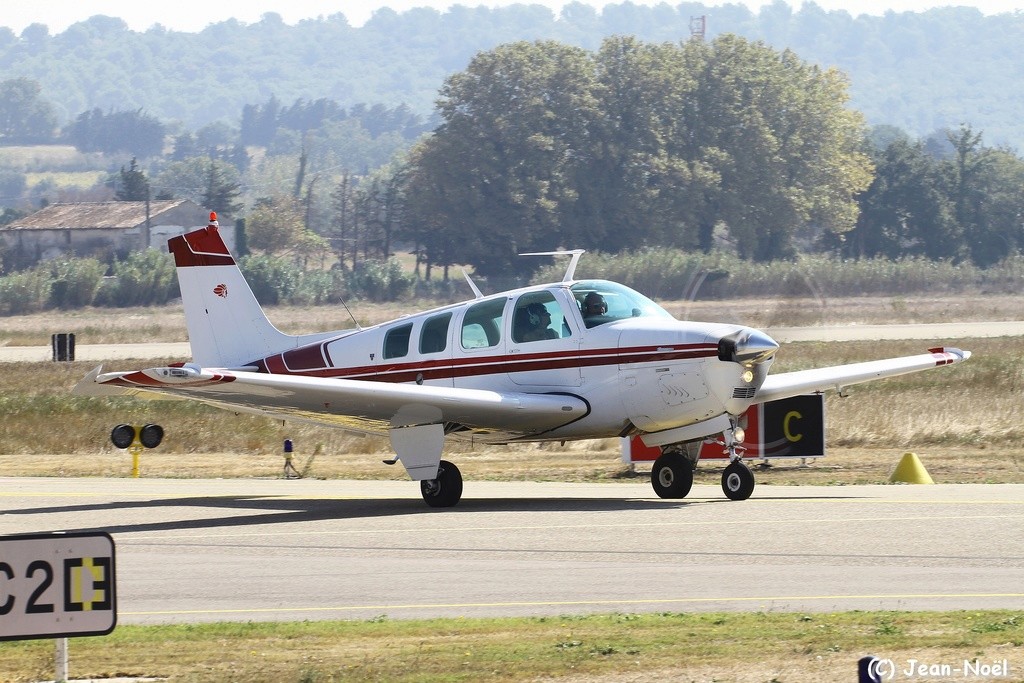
{"left": 783, "top": 411, "right": 803, "bottom": 443}
{"left": 0, "top": 561, "right": 13, "bottom": 615}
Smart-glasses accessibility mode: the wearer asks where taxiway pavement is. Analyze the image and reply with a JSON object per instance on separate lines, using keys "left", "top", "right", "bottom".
{"left": 0, "top": 477, "right": 1020, "bottom": 623}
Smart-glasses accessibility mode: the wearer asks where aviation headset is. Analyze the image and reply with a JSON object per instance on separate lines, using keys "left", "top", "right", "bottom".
{"left": 526, "top": 303, "right": 549, "bottom": 326}
{"left": 584, "top": 293, "right": 607, "bottom": 315}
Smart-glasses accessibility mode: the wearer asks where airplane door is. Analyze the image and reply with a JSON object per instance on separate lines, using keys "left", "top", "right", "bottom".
{"left": 506, "top": 291, "right": 582, "bottom": 387}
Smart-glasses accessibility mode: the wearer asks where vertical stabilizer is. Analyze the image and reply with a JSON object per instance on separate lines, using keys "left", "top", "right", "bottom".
{"left": 169, "top": 222, "right": 295, "bottom": 367}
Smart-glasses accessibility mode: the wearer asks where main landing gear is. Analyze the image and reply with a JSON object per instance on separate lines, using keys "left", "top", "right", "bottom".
{"left": 651, "top": 450, "right": 693, "bottom": 499}
{"left": 649, "top": 424, "right": 756, "bottom": 501}
{"left": 420, "top": 459, "right": 463, "bottom": 508}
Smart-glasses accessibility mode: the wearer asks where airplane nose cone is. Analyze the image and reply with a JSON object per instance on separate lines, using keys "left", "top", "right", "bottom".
{"left": 717, "top": 328, "right": 779, "bottom": 366}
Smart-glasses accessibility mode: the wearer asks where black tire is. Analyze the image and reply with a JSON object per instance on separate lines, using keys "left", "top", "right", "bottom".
{"left": 651, "top": 451, "right": 694, "bottom": 499}
{"left": 722, "top": 461, "right": 755, "bottom": 501}
{"left": 420, "top": 459, "right": 463, "bottom": 508}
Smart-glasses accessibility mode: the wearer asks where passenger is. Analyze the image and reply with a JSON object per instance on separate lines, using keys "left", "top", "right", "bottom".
{"left": 521, "top": 303, "right": 558, "bottom": 341}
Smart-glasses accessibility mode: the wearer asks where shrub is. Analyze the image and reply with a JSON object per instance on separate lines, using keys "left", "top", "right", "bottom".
{"left": 103, "top": 250, "right": 179, "bottom": 306}
{"left": 533, "top": 248, "right": 1016, "bottom": 299}
{"left": 0, "top": 268, "right": 51, "bottom": 314}
{"left": 47, "top": 257, "right": 105, "bottom": 308}
{"left": 346, "top": 258, "right": 415, "bottom": 302}
{"left": 239, "top": 253, "right": 300, "bottom": 305}
{"left": 290, "top": 269, "right": 347, "bottom": 306}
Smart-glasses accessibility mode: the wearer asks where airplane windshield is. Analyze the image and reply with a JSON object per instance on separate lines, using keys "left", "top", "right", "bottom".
{"left": 570, "top": 280, "right": 674, "bottom": 329}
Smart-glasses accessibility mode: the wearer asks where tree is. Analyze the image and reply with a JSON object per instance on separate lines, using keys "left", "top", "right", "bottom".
{"left": 201, "top": 159, "right": 243, "bottom": 218}
{"left": 681, "top": 36, "right": 873, "bottom": 260}
{"left": 245, "top": 196, "right": 303, "bottom": 253}
{"left": 115, "top": 158, "right": 150, "bottom": 201}
{"left": 65, "top": 108, "right": 165, "bottom": 157}
{"left": 330, "top": 171, "right": 358, "bottom": 270}
{"left": 0, "top": 78, "right": 58, "bottom": 144}
{"left": 404, "top": 35, "right": 873, "bottom": 271}
{"left": 945, "top": 125, "right": 1024, "bottom": 266}
{"left": 846, "top": 138, "right": 957, "bottom": 260}
{"left": 406, "top": 40, "right": 599, "bottom": 275}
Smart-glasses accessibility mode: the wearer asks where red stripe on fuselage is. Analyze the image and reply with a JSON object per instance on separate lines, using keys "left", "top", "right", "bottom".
{"left": 251, "top": 344, "right": 718, "bottom": 383}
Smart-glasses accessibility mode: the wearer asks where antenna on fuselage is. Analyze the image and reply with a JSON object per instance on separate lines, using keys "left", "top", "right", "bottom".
{"left": 461, "top": 266, "right": 485, "bottom": 300}
{"left": 339, "top": 294, "right": 363, "bottom": 331}
{"left": 519, "top": 249, "right": 586, "bottom": 282}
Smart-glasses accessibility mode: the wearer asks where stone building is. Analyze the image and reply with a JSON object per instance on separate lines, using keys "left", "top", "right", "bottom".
{"left": 0, "top": 200, "right": 227, "bottom": 267}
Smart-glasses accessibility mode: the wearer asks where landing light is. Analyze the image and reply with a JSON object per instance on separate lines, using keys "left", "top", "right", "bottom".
{"left": 733, "top": 427, "right": 745, "bottom": 444}
{"left": 742, "top": 370, "right": 754, "bottom": 383}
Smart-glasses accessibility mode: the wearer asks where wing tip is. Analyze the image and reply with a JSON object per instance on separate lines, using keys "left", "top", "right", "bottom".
{"left": 928, "top": 346, "right": 971, "bottom": 362}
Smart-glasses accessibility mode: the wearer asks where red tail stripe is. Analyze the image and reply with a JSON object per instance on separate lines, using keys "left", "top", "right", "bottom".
{"left": 168, "top": 226, "right": 235, "bottom": 267}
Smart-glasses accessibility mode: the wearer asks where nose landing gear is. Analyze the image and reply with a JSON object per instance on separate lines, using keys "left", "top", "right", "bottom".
{"left": 718, "top": 423, "right": 754, "bottom": 501}
{"left": 722, "top": 460, "right": 755, "bottom": 500}
{"left": 646, "top": 421, "right": 757, "bottom": 501}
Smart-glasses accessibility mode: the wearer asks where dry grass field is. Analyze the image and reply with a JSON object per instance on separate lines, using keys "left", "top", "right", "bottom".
{"left": 0, "top": 293, "right": 1021, "bottom": 484}
{"left": 0, "top": 293, "right": 1022, "bottom": 347}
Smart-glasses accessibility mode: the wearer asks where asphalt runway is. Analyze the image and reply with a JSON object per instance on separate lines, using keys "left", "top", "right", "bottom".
{"left": 0, "top": 477, "right": 1021, "bottom": 624}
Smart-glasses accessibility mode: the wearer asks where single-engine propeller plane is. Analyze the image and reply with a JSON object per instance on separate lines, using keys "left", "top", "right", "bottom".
{"left": 74, "top": 218, "right": 971, "bottom": 507}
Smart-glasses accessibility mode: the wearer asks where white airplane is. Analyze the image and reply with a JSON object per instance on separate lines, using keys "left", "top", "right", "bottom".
{"left": 75, "top": 219, "right": 971, "bottom": 507}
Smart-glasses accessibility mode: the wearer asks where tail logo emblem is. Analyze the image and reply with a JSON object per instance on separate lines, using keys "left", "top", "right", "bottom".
{"left": 213, "top": 283, "right": 228, "bottom": 298}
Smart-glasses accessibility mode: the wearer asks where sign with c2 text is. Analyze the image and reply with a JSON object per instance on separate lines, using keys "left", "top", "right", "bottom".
{"left": 0, "top": 532, "right": 116, "bottom": 641}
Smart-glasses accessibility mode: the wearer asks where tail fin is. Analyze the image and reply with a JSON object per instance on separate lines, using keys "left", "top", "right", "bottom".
{"left": 169, "top": 223, "right": 295, "bottom": 368}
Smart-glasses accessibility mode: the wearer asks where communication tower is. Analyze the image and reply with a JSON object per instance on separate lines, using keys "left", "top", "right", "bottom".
{"left": 690, "top": 15, "right": 706, "bottom": 41}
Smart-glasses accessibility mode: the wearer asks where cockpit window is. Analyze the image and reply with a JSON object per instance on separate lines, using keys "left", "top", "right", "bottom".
{"left": 570, "top": 280, "right": 673, "bottom": 329}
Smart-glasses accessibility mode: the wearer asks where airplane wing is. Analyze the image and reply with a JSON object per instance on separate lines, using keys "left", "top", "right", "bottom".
{"left": 74, "top": 364, "right": 590, "bottom": 437}
{"left": 755, "top": 347, "right": 970, "bottom": 404}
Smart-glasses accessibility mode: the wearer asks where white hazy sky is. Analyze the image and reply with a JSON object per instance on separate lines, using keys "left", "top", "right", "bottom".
{"left": 0, "top": 0, "right": 1020, "bottom": 34}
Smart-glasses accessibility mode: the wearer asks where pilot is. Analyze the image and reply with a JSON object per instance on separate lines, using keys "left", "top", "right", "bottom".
{"left": 582, "top": 291, "right": 613, "bottom": 327}
{"left": 521, "top": 303, "right": 558, "bottom": 342}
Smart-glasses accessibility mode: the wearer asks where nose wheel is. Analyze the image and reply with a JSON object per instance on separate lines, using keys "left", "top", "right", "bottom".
{"left": 722, "top": 460, "right": 755, "bottom": 500}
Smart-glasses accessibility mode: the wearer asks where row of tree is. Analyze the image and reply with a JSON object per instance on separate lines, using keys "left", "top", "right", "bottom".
{"left": 0, "top": 77, "right": 430, "bottom": 165}
{"left": 2, "top": 4, "right": 1023, "bottom": 148}
{"left": 400, "top": 35, "right": 872, "bottom": 274}
{"left": 5, "top": 34, "right": 1024, "bottom": 281}
{"left": 241, "top": 36, "right": 1024, "bottom": 278}
{"left": 845, "top": 126, "right": 1024, "bottom": 268}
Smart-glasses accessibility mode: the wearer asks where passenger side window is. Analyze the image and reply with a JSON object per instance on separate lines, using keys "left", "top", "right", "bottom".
{"left": 419, "top": 313, "right": 451, "bottom": 354}
{"left": 461, "top": 299, "right": 505, "bottom": 349}
{"left": 512, "top": 291, "right": 568, "bottom": 344}
{"left": 383, "top": 323, "right": 413, "bottom": 359}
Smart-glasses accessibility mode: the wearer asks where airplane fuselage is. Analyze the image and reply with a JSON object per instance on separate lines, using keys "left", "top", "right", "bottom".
{"left": 248, "top": 279, "right": 775, "bottom": 444}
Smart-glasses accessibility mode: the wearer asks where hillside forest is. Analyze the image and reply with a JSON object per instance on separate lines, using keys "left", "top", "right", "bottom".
{"left": 0, "top": 3, "right": 1023, "bottom": 309}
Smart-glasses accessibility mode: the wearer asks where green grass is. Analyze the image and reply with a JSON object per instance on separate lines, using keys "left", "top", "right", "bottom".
{"left": 0, "top": 611, "right": 1021, "bottom": 682}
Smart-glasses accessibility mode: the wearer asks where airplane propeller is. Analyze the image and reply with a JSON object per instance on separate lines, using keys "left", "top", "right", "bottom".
{"left": 716, "top": 329, "right": 779, "bottom": 366}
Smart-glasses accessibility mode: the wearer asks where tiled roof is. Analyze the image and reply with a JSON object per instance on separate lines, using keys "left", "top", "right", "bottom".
{"left": 6, "top": 200, "right": 190, "bottom": 230}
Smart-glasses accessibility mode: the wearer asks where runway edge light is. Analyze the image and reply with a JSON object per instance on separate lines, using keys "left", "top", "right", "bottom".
{"left": 889, "top": 452, "right": 935, "bottom": 484}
